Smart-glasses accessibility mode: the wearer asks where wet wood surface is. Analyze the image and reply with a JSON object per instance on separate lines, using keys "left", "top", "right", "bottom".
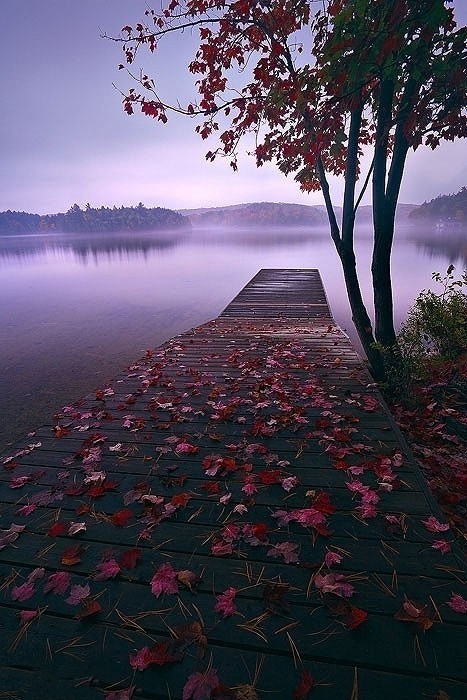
{"left": 0, "top": 269, "right": 465, "bottom": 699}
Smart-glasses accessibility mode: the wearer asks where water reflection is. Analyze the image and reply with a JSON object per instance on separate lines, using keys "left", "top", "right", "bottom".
{"left": 2, "top": 226, "right": 464, "bottom": 267}
{"left": 0, "top": 230, "right": 191, "bottom": 266}
{"left": 407, "top": 230, "right": 467, "bottom": 267}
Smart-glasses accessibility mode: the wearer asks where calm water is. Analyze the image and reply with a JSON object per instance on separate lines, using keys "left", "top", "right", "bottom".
{"left": 1, "top": 226, "right": 465, "bottom": 450}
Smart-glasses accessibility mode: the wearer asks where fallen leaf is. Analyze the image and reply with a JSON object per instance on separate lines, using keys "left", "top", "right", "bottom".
{"left": 48, "top": 521, "right": 67, "bottom": 537}
{"left": 119, "top": 547, "right": 142, "bottom": 569}
{"left": 68, "top": 521, "right": 87, "bottom": 536}
{"left": 183, "top": 668, "right": 219, "bottom": 700}
{"left": 61, "top": 544, "right": 85, "bottom": 566}
{"left": 111, "top": 509, "right": 133, "bottom": 527}
{"left": 171, "top": 492, "right": 192, "bottom": 508}
{"left": 214, "top": 587, "right": 237, "bottom": 618}
{"left": 44, "top": 571, "right": 71, "bottom": 595}
{"left": 177, "top": 569, "right": 200, "bottom": 592}
{"left": 66, "top": 583, "right": 91, "bottom": 606}
{"left": 0, "top": 523, "right": 26, "bottom": 550}
{"left": 76, "top": 599, "right": 101, "bottom": 620}
{"left": 18, "top": 609, "right": 38, "bottom": 625}
{"left": 150, "top": 562, "right": 179, "bottom": 597}
{"left": 94, "top": 558, "right": 121, "bottom": 581}
{"left": 421, "top": 516, "right": 450, "bottom": 533}
{"left": 293, "top": 669, "right": 314, "bottom": 699}
{"left": 447, "top": 592, "right": 467, "bottom": 614}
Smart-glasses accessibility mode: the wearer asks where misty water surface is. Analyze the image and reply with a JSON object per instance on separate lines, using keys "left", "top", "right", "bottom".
{"left": 1, "top": 225, "right": 465, "bottom": 450}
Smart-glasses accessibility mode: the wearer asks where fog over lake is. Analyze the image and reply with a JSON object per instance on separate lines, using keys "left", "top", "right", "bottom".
{"left": 0, "top": 225, "right": 465, "bottom": 450}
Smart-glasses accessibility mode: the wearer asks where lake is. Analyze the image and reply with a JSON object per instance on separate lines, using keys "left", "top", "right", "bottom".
{"left": 1, "top": 225, "right": 465, "bottom": 450}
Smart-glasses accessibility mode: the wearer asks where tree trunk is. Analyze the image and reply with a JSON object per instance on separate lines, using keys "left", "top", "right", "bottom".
{"left": 372, "top": 78, "right": 397, "bottom": 348}
{"left": 339, "top": 246, "right": 385, "bottom": 380}
{"left": 372, "top": 211, "right": 397, "bottom": 347}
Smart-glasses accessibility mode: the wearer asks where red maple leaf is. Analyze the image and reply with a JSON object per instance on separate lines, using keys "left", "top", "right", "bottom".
{"left": 345, "top": 606, "right": 368, "bottom": 630}
{"left": 111, "top": 508, "right": 133, "bottom": 527}
{"left": 119, "top": 547, "right": 142, "bottom": 569}
{"left": 312, "top": 492, "right": 336, "bottom": 515}
{"left": 293, "top": 669, "right": 314, "bottom": 699}
{"left": 48, "top": 521, "right": 67, "bottom": 537}
{"left": 259, "top": 469, "right": 282, "bottom": 484}
{"left": 203, "top": 481, "right": 221, "bottom": 494}
{"left": 171, "top": 492, "right": 192, "bottom": 508}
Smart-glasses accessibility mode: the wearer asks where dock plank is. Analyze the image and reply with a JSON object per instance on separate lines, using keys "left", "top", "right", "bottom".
{"left": 1, "top": 269, "right": 465, "bottom": 699}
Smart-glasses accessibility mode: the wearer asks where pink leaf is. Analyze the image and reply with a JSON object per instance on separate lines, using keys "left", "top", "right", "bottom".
{"left": 11, "top": 568, "right": 44, "bottom": 602}
{"left": 292, "top": 508, "right": 326, "bottom": 528}
{"left": 130, "top": 646, "right": 151, "bottom": 671}
{"left": 94, "top": 558, "right": 121, "bottom": 581}
{"left": 421, "top": 516, "right": 449, "bottom": 533}
{"left": 448, "top": 593, "right": 467, "bottom": 614}
{"left": 66, "top": 583, "right": 90, "bottom": 606}
{"left": 182, "top": 668, "right": 219, "bottom": 700}
{"left": 150, "top": 562, "right": 179, "bottom": 597}
{"left": 44, "top": 571, "right": 71, "bottom": 595}
{"left": 211, "top": 541, "right": 233, "bottom": 556}
{"left": 325, "top": 550, "right": 343, "bottom": 567}
{"left": 11, "top": 581, "right": 35, "bottom": 602}
{"left": 432, "top": 539, "right": 451, "bottom": 554}
{"left": 174, "top": 441, "right": 198, "bottom": 455}
{"left": 314, "top": 573, "right": 354, "bottom": 598}
{"left": 18, "top": 609, "right": 38, "bottom": 625}
{"left": 267, "top": 541, "right": 299, "bottom": 563}
{"left": 281, "top": 476, "right": 299, "bottom": 492}
{"left": 214, "top": 587, "right": 237, "bottom": 618}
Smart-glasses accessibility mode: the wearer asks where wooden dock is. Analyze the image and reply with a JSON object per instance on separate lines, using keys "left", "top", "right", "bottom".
{"left": 0, "top": 269, "right": 465, "bottom": 699}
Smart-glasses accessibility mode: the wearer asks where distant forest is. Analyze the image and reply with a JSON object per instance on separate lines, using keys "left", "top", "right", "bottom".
{"left": 408, "top": 187, "right": 466, "bottom": 225}
{"left": 0, "top": 203, "right": 189, "bottom": 234}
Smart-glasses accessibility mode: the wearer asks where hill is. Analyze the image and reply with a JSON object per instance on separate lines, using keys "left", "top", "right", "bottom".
{"left": 180, "top": 201, "right": 417, "bottom": 227}
{"left": 408, "top": 186, "right": 467, "bottom": 225}
{"left": 0, "top": 204, "right": 189, "bottom": 235}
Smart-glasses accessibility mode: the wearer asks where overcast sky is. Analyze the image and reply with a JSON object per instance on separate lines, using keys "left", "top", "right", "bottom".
{"left": 1, "top": 0, "right": 466, "bottom": 214}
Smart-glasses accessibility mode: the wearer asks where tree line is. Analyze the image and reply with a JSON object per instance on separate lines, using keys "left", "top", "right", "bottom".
{"left": 408, "top": 187, "right": 467, "bottom": 225}
{"left": 0, "top": 203, "right": 189, "bottom": 234}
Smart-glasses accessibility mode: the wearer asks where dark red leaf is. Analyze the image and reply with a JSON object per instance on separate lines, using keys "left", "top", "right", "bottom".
{"left": 293, "top": 669, "right": 314, "bottom": 699}
{"left": 48, "top": 521, "right": 67, "bottom": 537}
{"left": 119, "top": 547, "right": 142, "bottom": 569}
{"left": 111, "top": 508, "right": 133, "bottom": 527}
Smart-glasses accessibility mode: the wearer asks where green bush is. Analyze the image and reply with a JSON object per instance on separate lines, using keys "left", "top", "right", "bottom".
{"left": 398, "top": 265, "right": 467, "bottom": 374}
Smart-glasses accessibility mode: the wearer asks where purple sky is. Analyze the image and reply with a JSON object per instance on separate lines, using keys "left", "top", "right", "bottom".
{"left": 1, "top": 0, "right": 466, "bottom": 215}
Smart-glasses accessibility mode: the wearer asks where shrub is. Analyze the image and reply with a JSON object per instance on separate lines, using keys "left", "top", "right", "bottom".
{"left": 398, "top": 265, "right": 467, "bottom": 375}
